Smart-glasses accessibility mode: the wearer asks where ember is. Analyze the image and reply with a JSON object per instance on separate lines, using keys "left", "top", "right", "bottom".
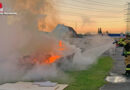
{"left": 59, "top": 40, "right": 66, "bottom": 51}
{"left": 44, "top": 55, "right": 61, "bottom": 64}
{"left": 30, "top": 40, "right": 66, "bottom": 65}
{"left": 31, "top": 53, "right": 61, "bottom": 65}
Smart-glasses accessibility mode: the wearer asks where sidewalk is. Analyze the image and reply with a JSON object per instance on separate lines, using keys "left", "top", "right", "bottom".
{"left": 101, "top": 47, "right": 130, "bottom": 90}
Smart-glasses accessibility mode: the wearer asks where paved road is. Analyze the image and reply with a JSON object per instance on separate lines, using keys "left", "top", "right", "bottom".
{"left": 101, "top": 47, "right": 130, "bottom": 90}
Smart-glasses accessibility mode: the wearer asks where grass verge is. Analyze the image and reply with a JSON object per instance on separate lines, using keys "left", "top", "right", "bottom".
{"left": 64, "top": 56, "right": 113, "bottom": 90}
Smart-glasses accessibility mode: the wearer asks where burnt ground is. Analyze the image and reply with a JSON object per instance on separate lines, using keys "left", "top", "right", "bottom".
{"left": 101, "top": 48, "right": 130, "bottom": 90}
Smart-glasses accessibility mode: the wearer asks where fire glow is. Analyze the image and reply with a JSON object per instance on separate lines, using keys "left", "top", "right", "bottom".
{"left": 42, "top": 55, "right": 61, "bottom": 64}
{"left": 32, "top": 54, "right": 61, "bottom": 65}
{"left": 31, "top": 40, "right": 65, "bottom": 65}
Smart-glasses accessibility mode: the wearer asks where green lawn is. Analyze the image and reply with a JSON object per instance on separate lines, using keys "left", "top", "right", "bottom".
{"left": 64, "top": 56, "right": 113, "bottom": 90}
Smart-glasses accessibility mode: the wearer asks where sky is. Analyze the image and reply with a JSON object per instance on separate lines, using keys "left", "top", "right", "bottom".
{"left": 0, "top": 0, "right": 129, "bottom": 34}
{"left": 55, "top": 0, "right": 130, "bottom": 34}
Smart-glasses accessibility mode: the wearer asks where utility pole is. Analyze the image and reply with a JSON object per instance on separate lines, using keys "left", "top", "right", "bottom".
{"left": 126, "top": 2, "right": 130, "bottom": 32}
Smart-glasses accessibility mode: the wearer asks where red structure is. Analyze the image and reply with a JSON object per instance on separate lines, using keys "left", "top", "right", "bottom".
{"left": 0, "top": 2, "right": 2, "bottom": 9}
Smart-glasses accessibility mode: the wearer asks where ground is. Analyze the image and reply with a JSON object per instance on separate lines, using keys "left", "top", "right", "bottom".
{"left": 64, "top": 56, "right": 113, "bottom": 90}
{"left": 101, "top": 48, "right": 130, "bottom": 90}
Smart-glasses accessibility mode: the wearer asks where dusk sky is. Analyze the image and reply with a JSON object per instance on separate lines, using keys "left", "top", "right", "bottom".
{"left": 55, "top": 0, "right": 130, "bottom": 33}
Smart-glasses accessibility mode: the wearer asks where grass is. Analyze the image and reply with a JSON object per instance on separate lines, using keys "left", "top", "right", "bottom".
{"left": 64, "top": 56, "right": 113, "bottom": 90}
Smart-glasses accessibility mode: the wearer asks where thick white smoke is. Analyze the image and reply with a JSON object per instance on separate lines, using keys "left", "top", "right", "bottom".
{"left": 0, "top": 0, "right": 115, "bottom": 84}
{"left": 55, "top": 35, "right": 114, "bottom": 70}
{"left": 0, "top": 15, "right": 66, "bottom": 84}
{"left": 0, "top": 0, "right": 65, "bottom": 84}
{"left": 70, "top": 36, "right": 114, "bottom": 70}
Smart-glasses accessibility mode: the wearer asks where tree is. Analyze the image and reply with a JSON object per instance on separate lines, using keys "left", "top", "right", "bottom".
{"left": 98, "top": 28, "right": 102, "bottom": 34}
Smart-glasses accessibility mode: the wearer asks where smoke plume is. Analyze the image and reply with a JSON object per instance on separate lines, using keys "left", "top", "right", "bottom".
{"left": 0, "top": 0, "right": 114, "bottom": 84}
{"left": 0, "top": 0, "right": 64, "bottom": 84}
{"left": 7, "top": 0, "right": 59, "bottom": 32}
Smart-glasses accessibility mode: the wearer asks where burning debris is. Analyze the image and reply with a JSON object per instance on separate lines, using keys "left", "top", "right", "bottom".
{"left": 0, "top": 0, "right": 115, "bottom": 85}
{"left": 20, "top": 40, "right": 66, "bottom": 66}
{"left": 0, "top": 15, "right": 114, "bottom": 84}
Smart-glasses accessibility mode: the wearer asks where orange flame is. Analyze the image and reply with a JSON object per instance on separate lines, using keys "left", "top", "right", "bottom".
{"left": 44, "top": 55, "right": 61, "bottom": 64}
{"left": 32, "top": 55, "right": 61, "bottom": 65}
{"left": 59, "top": 40, "right": 66, "bottom": 51}
{"left": 31, "top": 40, "right": 66, "bottom": 65}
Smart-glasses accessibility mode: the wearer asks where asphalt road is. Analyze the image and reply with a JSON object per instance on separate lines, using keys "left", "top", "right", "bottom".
{"left": 101, "top": 47, "right": 130, "bottom": 90}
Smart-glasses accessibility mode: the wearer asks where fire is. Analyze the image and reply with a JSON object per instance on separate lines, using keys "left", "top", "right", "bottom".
{"left": 30, "top": 40, "right": 66, "bottom": 65}
{"left": 43, "top": 55, "right": 61, "bottom": 64}
{"left": 32, "top": 54, "right": 61, "bottom": 65}
{"left": 59, "top": 40, "right": 66, "bottom": 51}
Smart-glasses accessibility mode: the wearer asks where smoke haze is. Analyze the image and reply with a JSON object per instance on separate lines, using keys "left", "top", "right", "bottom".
{"left": 0, "top": 0, "right": 114, "bottom": 84}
